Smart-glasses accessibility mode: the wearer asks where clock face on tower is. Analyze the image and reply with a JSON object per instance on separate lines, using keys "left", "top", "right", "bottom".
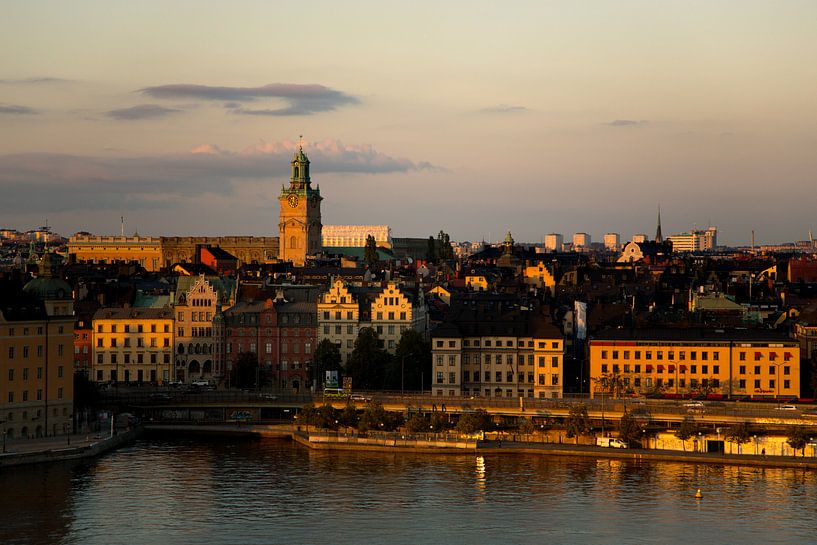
{"left": 287, "top": 193, "right": 299, "bottom": 208}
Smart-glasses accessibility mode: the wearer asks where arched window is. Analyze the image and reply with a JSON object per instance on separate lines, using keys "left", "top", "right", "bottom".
{"left": 178, "top": 344, "right": 184, "bottom": 354}
{"left": 294, "top": 166, "right": 299, "bottom": 178}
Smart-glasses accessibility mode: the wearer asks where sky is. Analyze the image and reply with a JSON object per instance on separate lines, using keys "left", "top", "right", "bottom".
{"left": 1, "top": 1, "right": 816, "bottom": 246}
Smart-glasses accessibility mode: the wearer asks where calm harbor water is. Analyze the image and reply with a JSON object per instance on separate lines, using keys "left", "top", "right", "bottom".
{"left": 2, "top": 437, "right": 816, "bottom": 545}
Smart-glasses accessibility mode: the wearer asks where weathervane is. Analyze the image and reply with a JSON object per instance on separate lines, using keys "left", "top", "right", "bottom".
{"left": 299, "top": 134, "right": 304, "bottom": 151}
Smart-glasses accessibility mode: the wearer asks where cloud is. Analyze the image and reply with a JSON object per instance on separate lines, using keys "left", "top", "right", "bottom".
{"left": 605, "top": 119, "right": 648, "bottom": 127}
{"left": 0, "top": 139, "right": 436, "bottom": 214}
{"left": 140, "top": 83, "right": 358, "bottom": 116}
{"left": 0, "top": 77, "right": 71, "bottom": 85}
{"left": 0, "top": 103, "right": 37, "bottom": 115}
{"left": 478, "top": 104, "right": 529, "bottom": 114}
{"left": 106, "top": 104, "right": 181, "bottom": 120}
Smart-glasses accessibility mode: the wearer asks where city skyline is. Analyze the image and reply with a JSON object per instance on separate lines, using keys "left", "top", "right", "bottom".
{"left": 2, "top": 1, "right": 817, "bottom": 245}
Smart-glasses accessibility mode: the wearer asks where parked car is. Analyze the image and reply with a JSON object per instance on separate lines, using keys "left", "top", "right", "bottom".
{"left": 776, "top": 405, "right": 798, "bottom": 411}
{"left": 191, "top": 380, "right": 212, "bottom": 388}
{"left": 350, "top": 394, "right": 371, "bottom": 403}
{"left": 684, "top": 401, "right": 705, "bottom": 412}
{"left": 596, "top": 437, "right": 628, "bottom": 448}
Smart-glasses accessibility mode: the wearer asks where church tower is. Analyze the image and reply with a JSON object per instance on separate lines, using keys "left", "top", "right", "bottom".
{"left": 278, "top": 143, "right": 322, "bottom": 266}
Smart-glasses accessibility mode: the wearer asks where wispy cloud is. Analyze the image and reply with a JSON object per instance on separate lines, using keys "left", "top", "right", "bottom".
{"left": 106, "top": 104, "right": 181, "bottom": 120}
{"left": 605, "top": 119, "right": 648, "bottom": 127}
{"left": 0, "top": 139, "right": 436, "bottom": 214}
{"left": 140, "top": 83, "right": 358, "bottom": 116}
{"left": 478, "top": 104, "right": 529, "bottom": 114}
{"left": 0, "top": 77, "right": 72, "bottom": 85}
{"left": 0, "top": 103, "right": 37, "bottom": 115}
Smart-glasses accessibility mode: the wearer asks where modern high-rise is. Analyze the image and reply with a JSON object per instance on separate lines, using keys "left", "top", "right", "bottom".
{"left": 667, "top": 227, "right": 718, "bottom": 252}
{"left": 572, "top": 233, "right": 591, "bottom": 250}
{"left": 603, "top": 233, "right": 620, "bottom": 251}
{"left": 544, "top": 233, "right": 563, "bottom": 252}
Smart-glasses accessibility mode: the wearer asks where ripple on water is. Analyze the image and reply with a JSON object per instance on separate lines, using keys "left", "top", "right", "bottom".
{"left": 2, "top": 438, "right": 817, "bottom": 545}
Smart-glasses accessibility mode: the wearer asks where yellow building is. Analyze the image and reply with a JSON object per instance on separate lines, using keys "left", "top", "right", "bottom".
{"left": 589, "top": 328, "right": 800, "bottom": 399}
{"left": 522, "top": 262, "right": 556, "bottom": 295}
{"left": 1, "top": 255, "right": 75, "bottom": 441}
{"left": 69, "top": 235, "right": 163, "bottom": 271}
{"left": 432, "top": 302, "right": 564, "bottom": 399}
{"left": 279, "top": 147, "right": 323, "bottom": 266}
{"left": 92, "top": 307, "right": 174, "bottom": 384}
{"left": 318, "top": 280, "right": 428, "bottom": 364}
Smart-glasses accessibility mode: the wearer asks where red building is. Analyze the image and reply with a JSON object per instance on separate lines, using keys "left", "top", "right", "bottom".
{"left": 199, "top": 246, "right": 239, "bottom": 276}
{"left": 73, "top": 317, "right": 93, "bottom": 377}
{"left": 223, "top": 294, "right": 315, "bottom": 391}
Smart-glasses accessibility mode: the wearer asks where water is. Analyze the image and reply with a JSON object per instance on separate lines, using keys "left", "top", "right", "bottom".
{"left": 2, "top": 437, "right": 816, "bottom": 545}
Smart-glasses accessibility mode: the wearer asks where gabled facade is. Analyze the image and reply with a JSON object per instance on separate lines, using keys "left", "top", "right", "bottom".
{"left": 317, "top": 279, "right": 429, "bottom": 364}
{"left": 174, "top": 274, "right": 225, "bottom": 383}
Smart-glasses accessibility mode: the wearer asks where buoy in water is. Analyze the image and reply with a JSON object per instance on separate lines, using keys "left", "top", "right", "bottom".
{"left": 695, "top": 489, "right": 703, "bottom": 499}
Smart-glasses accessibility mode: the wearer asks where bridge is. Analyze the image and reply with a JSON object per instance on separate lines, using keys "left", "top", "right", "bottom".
{"left": 100, "top": 389, "right": 817, "bottom": 431}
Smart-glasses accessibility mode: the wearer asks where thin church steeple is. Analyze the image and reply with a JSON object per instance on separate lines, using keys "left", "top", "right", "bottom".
{"left": 655, "top": 206, "right": 663, "bottom": 243}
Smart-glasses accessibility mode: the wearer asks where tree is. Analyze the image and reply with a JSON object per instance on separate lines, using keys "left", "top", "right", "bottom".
{"left": 358, "top": 401, "right": 402, "bottom": 432}
{"left": 231, "top": 352, "right": 260, "bottom": 389}
{"left": 364, "top": 234, "right": 378, "bottom": 269}
{"left": 313, "top": 339, "right": 342, "bottom": 389}
{"left": 618, "top": 410, "right": 642, "bottom": 446}
{"left": 339, "top": 404, "right": 359, "bottom": 430}
{"left": 73, "top": 372, "right": 100, "bottom": 409}
{"left": 675, "top": 416, "right": 697, "bottom": 452}
{"left": 594, "top": 372, "right": 624, "bottom": 399}
{"left": 437, "top": 230, "right": 453, "bottom": 260}
{"left": 518, "top": 417, "right": 534, "bottom": 435}
{"left": 456, "top": 410, "right": 492, "bottom": 434}
{"left": 786, "top": 426, "right": 810, "bottom": 457}
{"left": 300, "top": 403, "right": 339, "bottom": 430}
{"left": 346, "top": 328, "right": 390, "bottom": 390}
{"left": 426, "top": 236, "right": 437, "bottom": 262}
{"left": 724, "top": 422, "right": 752, "bottom": 454}
{"left": 384, "top": 329, "right": 431, "bottom": 391}
{"left": 565, "top": 404, "right": 592, "bottom": 444}
{"left": 405, "top": 413, "right": 430, "bottom": 433}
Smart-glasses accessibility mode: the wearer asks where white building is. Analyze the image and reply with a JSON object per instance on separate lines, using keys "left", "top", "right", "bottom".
{"left": 572, "top": 233, "right": 591, "bottom": 250}
{"left": 668, "top": 227, "right": 718, "bottom": 252}
{"left": 322, "top": 225, "right": 392, "bottom": 249}
{"left": 632, "top": 234, "right": 648, "bottom": 243}
{"left": 603, "top": 233, "right": 620, "bottom": 251}
{"left": 544, "top": 233, "right": 563, "bottom": 252}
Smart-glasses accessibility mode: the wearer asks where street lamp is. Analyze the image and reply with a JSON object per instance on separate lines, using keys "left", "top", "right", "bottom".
{"left": 753, "top": 434, "right": 758, "bottom": 455}
{"left": 697, "top": 432, "right": 702, "bottom": 453}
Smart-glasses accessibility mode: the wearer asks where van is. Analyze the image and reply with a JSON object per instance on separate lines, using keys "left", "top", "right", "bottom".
{"left": 597, "top": 437, "right": 628, "bottom": 448}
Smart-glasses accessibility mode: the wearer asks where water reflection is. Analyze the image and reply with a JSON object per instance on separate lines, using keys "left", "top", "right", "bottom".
{"left": 2, "top": 439, "right": 817, "bottom": 545}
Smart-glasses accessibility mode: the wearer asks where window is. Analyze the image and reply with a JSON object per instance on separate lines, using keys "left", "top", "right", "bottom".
{"left": 110, "top": 338, "right": 117, "bottom": 348}
{"left": 506, "top": 371, "right": 513, "bottom": 382}
{"left": 551, "top": 374, "right": 559, "bottom": 386}
{"left": 739, "top": 379, "right": 746, "bottom": 389}
{"left": 701, "top": 351, "right": 708, "bottom": 361}
{"left": 436, "top": 372, "right": 443, "bottom": 384}
{"left": 538, "top": 357, "right": 545, "bottom": 367}
{"left": 713, "top": 352, "right": 719, "bottom": 361}
{"left": 784, "top": 366, "right": 790, "bottom": 376}
{"left": 691, "top": 365, "right": 697, "bottom": 374}
{"left": 552, "top": 357, "right": 558, "bottom": 367}
{"left": 740, "top": 352, "right": 746, "bottom": 361}
{"left": 690, "top": 351, "right": 697, "bottom": 361}
{"left": 713, "top": 365, "right": 719, "bottom": 374}
{"left": 702, "top": 365, "right": 708, "bottom": 374}
{"left": 449, "top": 372, "right": 456, "bottom": 384}
{"left": 612, "top": 350, "right": 619, "bottom": 360}
{"left": 58, "top": 366, "right": 64, "bottom": 378}
{"left": 496, "top": 372, "right": 502, "bottom": 382}
{"left": 538, "top": 374, "right": 545, "bottom": 385}
{"left": 601, "top": 364, "right": 608, "bottom": 373}
{"left": 645, "top": 351, "right": 652, "bottom": 360}
{"left": 754, "top": 366, "right": 761, "bottom": 374}
{"left": 602, "top": 350, "right": 608, "bottom": 359}
{"left": 739, "top": 365, "right": 746, "bottom": 374}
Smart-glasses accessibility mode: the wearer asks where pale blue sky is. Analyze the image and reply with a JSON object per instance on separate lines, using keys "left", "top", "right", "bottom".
{"left": 1, "top": 1, "right": 816, "bottom": 244}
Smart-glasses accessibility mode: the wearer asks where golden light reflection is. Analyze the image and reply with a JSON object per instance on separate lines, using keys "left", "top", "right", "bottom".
{"left": 475, "top": 455, "right": 487, "bottom": 496}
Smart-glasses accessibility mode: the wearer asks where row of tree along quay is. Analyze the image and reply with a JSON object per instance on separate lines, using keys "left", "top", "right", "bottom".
{"left": 295, "top": 401, "right": 817, "bottom": 460}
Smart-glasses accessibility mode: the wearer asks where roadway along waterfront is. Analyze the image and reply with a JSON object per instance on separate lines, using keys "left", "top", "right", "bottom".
{"left": 102, "top": 388, "right": 817, "bottom": 429}
{"left": 1, "top": 436, "right": 816, "bottom": 545}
